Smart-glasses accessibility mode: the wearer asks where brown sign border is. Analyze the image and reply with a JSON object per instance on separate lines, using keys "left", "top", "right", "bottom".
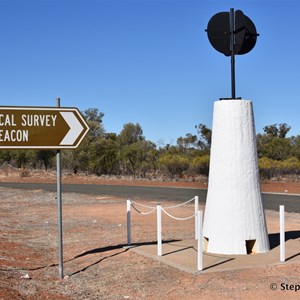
{"left": 0, "top": 106, "right": 90, "bottom": 149}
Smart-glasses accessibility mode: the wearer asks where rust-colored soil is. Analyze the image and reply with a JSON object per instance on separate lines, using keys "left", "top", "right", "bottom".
{"left": 0, "top": 169, "right": 299, "bottom": 299}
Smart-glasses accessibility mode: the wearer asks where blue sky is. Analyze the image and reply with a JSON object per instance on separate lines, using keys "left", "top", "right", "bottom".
{"left": 0, "top": 0, "right": 299, "bottom": 145}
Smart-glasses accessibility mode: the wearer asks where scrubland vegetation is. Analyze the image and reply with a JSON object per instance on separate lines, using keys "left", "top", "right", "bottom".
{"left": 0, "top": 109, "right": 299, "bottom": 181}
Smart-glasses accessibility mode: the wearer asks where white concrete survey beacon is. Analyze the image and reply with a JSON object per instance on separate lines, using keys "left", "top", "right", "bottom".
{"left": 203, "top": 99, "right": 270, "bottom": 255}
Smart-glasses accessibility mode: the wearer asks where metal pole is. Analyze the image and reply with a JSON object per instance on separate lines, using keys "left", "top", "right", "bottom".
{"left": 157, "top": 204, "right": 162, "bottom": 256}
{"left": 56, "top": 97, "right": 63, "bottom": 279}
{"left": 195, "top": 196, "right": 199, "bottom": 240}
{"left": 127, "top": 200, "right": 131, "bottom": 246}
{"left": 197, "top": 210, "right": 203, "bottom": 271}
{"left": 280, "top": 205, "right": 285, "bottom": 263}
{"left": 230, "top": 8, "right": 236, "bottom": 99}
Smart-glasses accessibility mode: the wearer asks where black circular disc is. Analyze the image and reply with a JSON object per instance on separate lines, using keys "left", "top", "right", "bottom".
{"left": 206, "top": 12, "right": 231, "bottom": 56}
{"left": 206, "top": 9, "right": 258, "bottom": 56}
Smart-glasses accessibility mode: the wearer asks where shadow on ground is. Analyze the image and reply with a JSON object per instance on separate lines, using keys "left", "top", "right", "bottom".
{"left": 269, "top": 230, "right": 300, "bottom": 249}
{"left": 68, "top": 239, "right": 180, "bottom": 276}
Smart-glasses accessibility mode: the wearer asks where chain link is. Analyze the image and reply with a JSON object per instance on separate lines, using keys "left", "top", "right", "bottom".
{"left": 161, "top": 207, "right": 195, "bottom": 221}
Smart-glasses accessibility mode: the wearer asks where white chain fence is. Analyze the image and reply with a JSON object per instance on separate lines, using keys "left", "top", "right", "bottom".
{"left": 161, "top": 197, "right": 197, "bottom": 220}
{"left": 130, "top": 200, "right": 157, "bottom": 215}
{"left": 130, "top": 200, "right": 156, "bottom": 210}
{"left": 126, "top": 196, "right": 203, "bottom": 271}
{"left": 161, "top": 206, "right": 195, "bottom": 221}
{"left": 129, "top": 196, "right": 196, "bottom": 217}
{"left": 126, "top": 196, "right": 199, "bottom": 246}
{"left": 162, "top": 197, "right": 196, "bottom": 209}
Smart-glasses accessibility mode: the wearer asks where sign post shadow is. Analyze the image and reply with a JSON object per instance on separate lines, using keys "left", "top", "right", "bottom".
{"left": 0, "top": 101, "right": 90, "bottom": 278}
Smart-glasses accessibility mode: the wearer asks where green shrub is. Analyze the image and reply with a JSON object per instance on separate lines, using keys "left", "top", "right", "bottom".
{"left": 258, "top": 156, "right": 300, "bottom": 179}
{"left": 191, "top": 155, "right": 210, "bottom": 176}
{"left": 158, "top": 154, "right": 189, "bottom": 178}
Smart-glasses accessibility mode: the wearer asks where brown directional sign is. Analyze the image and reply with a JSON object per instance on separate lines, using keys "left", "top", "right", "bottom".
{"left": 0, "top": 106, "right": 90, "bottom": 149}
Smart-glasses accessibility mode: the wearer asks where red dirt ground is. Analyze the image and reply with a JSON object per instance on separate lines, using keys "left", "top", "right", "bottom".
{"left": 0, "top": 169, "right": 299, "bottom": 299}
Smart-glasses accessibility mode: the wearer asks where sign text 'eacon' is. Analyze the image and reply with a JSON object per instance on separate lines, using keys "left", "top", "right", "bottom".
{"left": 0, "top": 107, "right": 90, "bottom": 149}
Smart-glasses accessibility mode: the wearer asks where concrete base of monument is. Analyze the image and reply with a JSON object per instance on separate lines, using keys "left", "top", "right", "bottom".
{"left": 130, "top": 236, "right": 300, "bottom": 274}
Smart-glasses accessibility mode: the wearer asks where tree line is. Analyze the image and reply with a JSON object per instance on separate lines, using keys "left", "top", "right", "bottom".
{"left": 0, "top": 108, "right": 299, "bottom": 180}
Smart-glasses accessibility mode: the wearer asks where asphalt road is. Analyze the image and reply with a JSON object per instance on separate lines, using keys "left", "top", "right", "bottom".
{"left": 0, "top": 182, "right": 299, "bottom": 213}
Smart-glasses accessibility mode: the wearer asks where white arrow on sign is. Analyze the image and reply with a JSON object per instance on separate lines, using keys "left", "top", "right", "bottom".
{"left": 0, "top": 106, "right": 90, "bottom": 149}
{"left": 59, "top": 111, "right": 85, "bottom": 145}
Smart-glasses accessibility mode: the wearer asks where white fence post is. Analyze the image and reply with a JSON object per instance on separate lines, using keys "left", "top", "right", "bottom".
{"left": 280, "top": 205, "right": 285, "bottom": 262}
{"left": 195, "top": 196, "right": 199, "bottom": 240}
{"left": 127, "top": 200, "right": 131, "bottom": 246}
{"left": 197, "top": 210, "right": 203, "bottom": 271}
{"left": 157, "top": 204, "right": 162, "bottom": 256}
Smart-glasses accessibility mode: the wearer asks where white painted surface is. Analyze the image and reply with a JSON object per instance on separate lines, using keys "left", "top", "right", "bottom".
{"left": 157, "top": 204, "right": 162, "bottom": 256}
{"left": 59, "top": 111, "right": 84, "bottom": 145}
{"left": 203, "top": 100, "right": 270, "bottom": 255}
{"left": 280, "top": 205, "right": 285, "bottom": 262}
{"left": 127, "top": 200, "right": 131, "bottom": 246}
{"left": 195, "top": 196, "right": 199, "bottom": 240}
{"left": 197, "top": 210, "right": 203, "bottom": 271}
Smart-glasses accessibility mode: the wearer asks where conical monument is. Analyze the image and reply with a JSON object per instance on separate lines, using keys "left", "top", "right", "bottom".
{"left": 203, "top": 9, "right": 269, "bottom": 255}
{"left": 203, "top": 99, "right": 270, "bottom": 254}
